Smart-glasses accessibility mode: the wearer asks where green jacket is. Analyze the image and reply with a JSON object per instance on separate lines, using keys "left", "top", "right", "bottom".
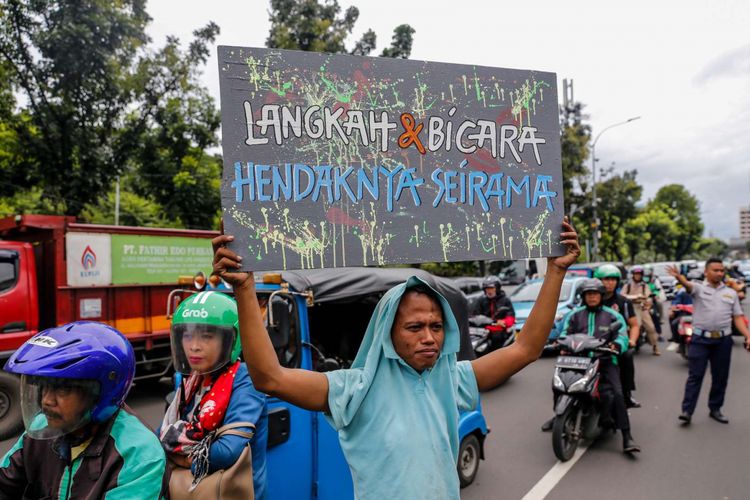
{"left": 0, "top": 405, "right": 167, "bottom": 500}
{"left": 560, "top": 305, "right": 629, "bottom": 364}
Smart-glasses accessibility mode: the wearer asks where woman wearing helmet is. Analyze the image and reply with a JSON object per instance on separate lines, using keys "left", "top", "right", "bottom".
{"left": 0, "top": 322, "right": 168, "bottom": 499}
{"left": 159, "top": 291, "right": 268, "bottom": 499}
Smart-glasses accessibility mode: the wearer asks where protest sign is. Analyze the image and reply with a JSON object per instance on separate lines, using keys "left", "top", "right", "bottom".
{"left": 218, "top": 46, "right": 564, "bottom": 270}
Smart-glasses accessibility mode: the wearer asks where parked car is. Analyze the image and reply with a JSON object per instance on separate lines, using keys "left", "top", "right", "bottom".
{"left": 736, "top": 260, "right": 750, "bottom": 285}
{"left": 510, "top": 277, "right": 587, "bottom": 349}
{"left": 170, "top": 267, "right": 490, "bottom": 498}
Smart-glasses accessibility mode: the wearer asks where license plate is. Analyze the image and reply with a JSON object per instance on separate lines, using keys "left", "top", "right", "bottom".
{"left": 556, "top": 356, "right": 591, "bottom": 369}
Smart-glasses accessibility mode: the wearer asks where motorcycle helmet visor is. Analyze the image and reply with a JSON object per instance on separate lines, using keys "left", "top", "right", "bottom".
{"left": 20, "top": 375, "right": 100, "bottom": 440}
{"left": 171, "top": 323, "right": 237, "bottom": 375}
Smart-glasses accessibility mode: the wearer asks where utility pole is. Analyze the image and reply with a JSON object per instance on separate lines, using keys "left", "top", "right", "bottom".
{"left": 590, "top": 116, "right": 641, "bottom": 261}
{"left": 115, "top": 176, "right": 120, "bottom": 226}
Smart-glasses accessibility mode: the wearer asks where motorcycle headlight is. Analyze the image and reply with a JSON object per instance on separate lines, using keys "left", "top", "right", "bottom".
{"left": 553, "top": 372, "right": 565, "bottom": 391}
{"left": 685, "top": 326, "right": 693, "bottom": 337}
{"left": 568, "top": 376, "right": 589, "bottom": 393}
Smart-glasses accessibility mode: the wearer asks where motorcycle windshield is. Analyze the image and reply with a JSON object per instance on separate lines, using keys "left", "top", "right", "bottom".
{"left": 558, "top": 334, "right": 605, "bottom": 352}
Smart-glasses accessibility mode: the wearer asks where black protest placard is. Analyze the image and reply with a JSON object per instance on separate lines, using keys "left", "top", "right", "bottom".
{"left": 218, "top": 46, "right": 564, "bottom": 271}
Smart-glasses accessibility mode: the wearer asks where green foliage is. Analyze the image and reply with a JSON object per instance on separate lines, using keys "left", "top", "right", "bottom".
{"left": 80, "top": 189, "right": 182, "bottom": 228}
{"left": 648, "top": 184, "right": 703, "bottom": 260}
{"left": 380, "top": 24, "right": 415, "bottom": 59}
{"left": 596, "top": 169, "right": 642, "bottom": 261}
{"left": 266, "top": 0, "right": 414, "bottom": 58}
{"left": 559, "top": 102, "right": 591, "bottom": 216}
{"left": 0, "top": 0, "right": 221, "bottom": 228}
{"left": 0, "top": 186, "right": 63, "bottom": 216}
{"left": 688, "top": 237, "right": 728, "bottom": 260}
{"left": 625, "top": 203, "right": 681, "bottom": 261}
{"left": 0, "top": 0, "right": 151, "bottom": 212}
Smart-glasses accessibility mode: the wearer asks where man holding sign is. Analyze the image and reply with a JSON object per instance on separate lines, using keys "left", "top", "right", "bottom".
{"left": 211, "top": 219, "right": 579, "bottom": 499}
{"left": 215, "top": 46, "right": 571, "bottom": 497}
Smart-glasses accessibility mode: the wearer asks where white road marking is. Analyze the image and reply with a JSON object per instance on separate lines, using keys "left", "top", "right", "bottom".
{"left": 667, "top": 342, "right": 679, "bottom": 352}
{"left": 520, "top": 443, "right": 590, "bottom": 500}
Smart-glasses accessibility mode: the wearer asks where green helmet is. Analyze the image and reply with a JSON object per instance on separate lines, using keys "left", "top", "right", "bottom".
{"left": 171, "top": 291, "right": 242, "bottom": 375}
{"left": 594, "top": 264, "right": 622, "bottom": 280}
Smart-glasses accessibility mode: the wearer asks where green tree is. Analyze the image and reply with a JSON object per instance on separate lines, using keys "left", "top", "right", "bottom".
{"left": 558, "top": 101, "right": 592, "bottom": 254}
{"left": 1, "top": 1, "right": 222, "bottom": 227}
{"left": 118, "top": 24, "right": 222, "bottom": 228}
{"left": 266, "top": 0, "right": 414, "bottom": 57}
{"left": 595, "top": 169, "right": 642, "bottom": 261}
{"left": 0, "top": 0, "right": 151, "bottom": 213}
{"left": 648, "top": 184, "right": 704, "bottom": 260}
{"left": 80, "top": 188, "right": 181, "bottom": 228}
{"left": 689, "top": 237, "right": 728, "bottom": 260}
{"left": 380, "top": 24, "right": 415, "bottom": 59}
{"left": 625, "top": 203, "right": 681, "bottom": 261}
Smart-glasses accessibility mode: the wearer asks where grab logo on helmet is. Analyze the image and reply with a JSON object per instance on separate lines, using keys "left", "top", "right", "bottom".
{"left": 182, "top": 309, "right": 209, "bottom": 319}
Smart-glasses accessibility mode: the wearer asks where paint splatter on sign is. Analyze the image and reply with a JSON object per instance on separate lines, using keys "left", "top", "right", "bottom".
{"left": 218, "top": 47, "right": 564, "bottom": 270}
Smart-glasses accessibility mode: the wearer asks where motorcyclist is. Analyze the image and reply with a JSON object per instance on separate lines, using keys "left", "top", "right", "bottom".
{"left": 643, "top": 266, "right": 665, "bottom": 338}
{"left": 0, "top": 321, "right": 168, "bottom": 499}
{"left": 471, "top": 276, "right": 516, "bottom": 349}
{"left": 622, "top": 265, "right": 661, "bottom": 355}
{"left": 594, "top": 264, "right": 641, "bottom": 408}
{"left": 669, "top": 284, "right": 694, "bottom": 342}
{"left": 728, "top": 261, "right": 745, "bottom": 281}
{"left": 544, "top": 279, "right": 640, "bottom": 453}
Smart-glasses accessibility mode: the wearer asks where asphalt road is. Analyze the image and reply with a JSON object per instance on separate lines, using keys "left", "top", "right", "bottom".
{"left": 3, "top": 299, "right": 750, "bottom": 499}
{"left": 462, "top": 299, "right": 750, "bottom": 500}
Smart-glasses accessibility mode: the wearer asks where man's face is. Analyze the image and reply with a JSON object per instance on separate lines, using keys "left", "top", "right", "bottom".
{"left": 632, "top": 271, "right": 643, "bottom": 282}
{"left": 583, "top": 291, "right": 602, "bottom": 307}
{"left": 601, "top": 277, "right": 618, "bottom": 295}
{"left": 391, "top": 292, "right": 445, "bottom": 372}
{"left": 40, "top": 383, "right": 91, "bottom": 431}
{"left": 484, "top": 286, "right": 497, "bottom": 299}
{"left": 705, "top": 262, "right": 725, "bottom": 284}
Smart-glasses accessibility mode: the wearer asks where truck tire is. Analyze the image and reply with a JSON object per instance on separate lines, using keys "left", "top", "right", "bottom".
{"left": 457, "top": 434, "right": 480, "bottom": 488}
{"left": 0, "top": 372, "right": 23, "bottom": 441}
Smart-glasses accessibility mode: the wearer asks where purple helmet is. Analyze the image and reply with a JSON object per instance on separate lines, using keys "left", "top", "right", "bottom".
{"left": 630, "top": 265, "right": 644, "bottom": 274}
{"left": 5, "top": 322, "right": 135, "bottom": 426}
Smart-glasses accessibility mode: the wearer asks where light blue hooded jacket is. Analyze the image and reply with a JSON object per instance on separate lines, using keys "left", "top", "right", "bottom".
{"left": 324, "top": 276, "right": 480, "bottom": 500}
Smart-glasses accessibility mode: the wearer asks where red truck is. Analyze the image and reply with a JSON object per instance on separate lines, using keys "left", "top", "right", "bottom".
{"left": 0, "top": 215, "right": 218, "bottom": 439}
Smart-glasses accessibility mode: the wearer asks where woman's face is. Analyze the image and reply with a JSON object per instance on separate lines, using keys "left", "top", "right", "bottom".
{"left": 182, "top": 329, "right": 223, "bottom": 373}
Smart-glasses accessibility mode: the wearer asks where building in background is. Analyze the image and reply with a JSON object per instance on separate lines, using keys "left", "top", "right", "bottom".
{"left": 741, "top": 207, "right": 750, "bottom": 241}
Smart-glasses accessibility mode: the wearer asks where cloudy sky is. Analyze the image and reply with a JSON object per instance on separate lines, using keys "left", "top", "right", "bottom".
{"left": 147, "top": 0, "right": 750, "bottom": 240}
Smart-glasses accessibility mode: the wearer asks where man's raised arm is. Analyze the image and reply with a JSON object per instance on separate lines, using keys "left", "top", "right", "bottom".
{"left": 471, "top": 219, "right": 580, "bottom": 391}
{"left": 667, "top": 265, "right": 694, "bottom": 295}
{"left": 213, "top": 235, "right": 330, "bottom": 412}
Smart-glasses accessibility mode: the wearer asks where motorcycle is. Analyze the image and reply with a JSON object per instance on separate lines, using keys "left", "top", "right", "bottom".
{"left": 469, "top": 307, "right": 514, "bottom": 357}
{"left": 549, "top": 329, "right": 620, "bottom": 461}
{"left": 672, "top": 304, "right": 694, "bottom": 359}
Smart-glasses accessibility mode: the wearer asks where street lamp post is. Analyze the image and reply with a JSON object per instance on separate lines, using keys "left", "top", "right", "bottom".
{"left": 590, "top": 116, "right": 641, "bottom": 261}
